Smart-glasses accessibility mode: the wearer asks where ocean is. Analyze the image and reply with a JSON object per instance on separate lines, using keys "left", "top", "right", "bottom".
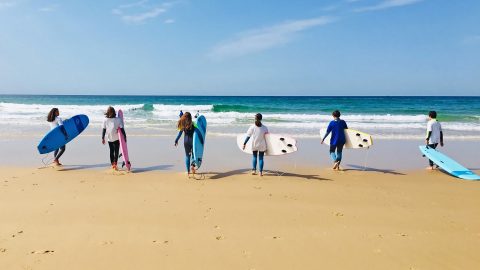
{"left": 0, "top": 95, "right": 479, "bottom": 139}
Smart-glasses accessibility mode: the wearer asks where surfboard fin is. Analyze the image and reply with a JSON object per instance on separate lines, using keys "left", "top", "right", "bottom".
{"left": 280, "top": 137, "right": 285, "bottom": 141}
{"left": 356, "top": 133, "right": 361, "bottom": 136}
{"left": 287, "top": 144, "right": 293, "bottom": 147}
{"left": 358, "top": 144, "right": 363, "bottom": 147}
{"left": 119, "top": 153, "right": 123, "bottom": 158}
{"left": 121, "top": 161, "right": 125, "bottom": 168}
{"left": 282, "top": 150, "right": 287, "bottom": 153}
{"left": 363, "top": 139, "right": 368, "bottom": 142}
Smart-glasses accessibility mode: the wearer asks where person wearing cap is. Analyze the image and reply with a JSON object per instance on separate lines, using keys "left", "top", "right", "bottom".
{"left": 243, "top": 113, "right": 269, "bottom": 176}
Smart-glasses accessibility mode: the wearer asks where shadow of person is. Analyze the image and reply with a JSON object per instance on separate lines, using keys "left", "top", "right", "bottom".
{"left": 344, "top": 164, "right": 406, "bottom": 175}
{"left": 57, "top": 163, "right": 111, "bottom": 171}
{"left": 133, "top": 165, "right": 174, "bottom": 173}
{"left": 207, "top": 169, "right": 330, "bottom": 181}
{"left": 264, "top": 170, "right": 331, "bottom": 181}
{"left": 207, "top": 169, "right": 251, "bottom": 180}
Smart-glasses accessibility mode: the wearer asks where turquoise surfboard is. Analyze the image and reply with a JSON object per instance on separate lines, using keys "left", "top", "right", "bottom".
{"left": 37, "top": 115, "right": 89, "bottom": 154}
{"left": 419, "top": 145, "right": 480, "bottom": 180}
{"left": 192, "top": 115, "right": 207, "bottom": 169}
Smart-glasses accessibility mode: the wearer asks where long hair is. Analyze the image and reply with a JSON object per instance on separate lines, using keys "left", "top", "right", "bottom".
{"left": 47, "top": 108, "right": 59, "bottom": 122}
{"left": 105, "top": 106, "right": 116, "bottom": 118}
{"left": 255, "top": 113, "right": 262, "bottom": 127}
{"left": 177, "top": 112, "right": 193, "bottom": 130}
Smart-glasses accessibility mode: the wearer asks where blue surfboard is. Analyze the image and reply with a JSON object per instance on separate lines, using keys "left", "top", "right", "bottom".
{"left": 192, "top": 115, "right": 207, "bottom": 169}
{"left": 37, "top": 115, "right": 89, "bottom": 154}
{"left": 419, "top": 145, "right": 480, "bottom": 180}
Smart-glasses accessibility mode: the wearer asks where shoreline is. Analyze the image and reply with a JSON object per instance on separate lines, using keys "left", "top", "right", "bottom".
{"left": 1, "top": 136, "right": 479, "bottom": 173}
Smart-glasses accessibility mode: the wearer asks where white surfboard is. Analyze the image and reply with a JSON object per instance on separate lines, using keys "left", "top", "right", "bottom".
{"left": 320, "top": 128, "right": 373, "bottom": 149}
{"left": 237, "top": 134, "right": 298, "bottom": 156}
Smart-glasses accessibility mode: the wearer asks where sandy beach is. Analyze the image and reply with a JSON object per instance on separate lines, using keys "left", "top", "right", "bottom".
{"left": 1, "top": 162, "right": 480, "bottom": 269}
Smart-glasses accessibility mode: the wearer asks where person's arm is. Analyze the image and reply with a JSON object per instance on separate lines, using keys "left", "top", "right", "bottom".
{"left": 322, "top": 123, "right": 332, "bottom": 143}
{"left": 102, "top": 128, "right": 106, "bottom": 145}
{"left": 120, "top": 128, "right": 127, "bottom": 142}
{"left": 174, "top": 130, "right": 183, "bottom": 146}
{"left": 243, "top": 126, "right": 254, "bottom": 149}
{"left": 425, "top": 131, "right": 432, "bottom": 145}
{"left": 344, "top": 120, "right": 348, "bottom": 130}
{"left": 440, "top": 131, "right": 444, "bottom": 146}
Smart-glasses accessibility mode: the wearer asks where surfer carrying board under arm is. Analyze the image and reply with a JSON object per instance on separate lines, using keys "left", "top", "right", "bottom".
{"left": 175, "top": 112, "right": 196, "bottom": 176}
{"left": 321, "top": 110, "right": 348, "bottom": 170}
{"left": 425, "top": 111, "right": 444, "bottom": 170}
{"left": 102, "top": 106, "right": 127, "bottom": 171}
{"left": 47, "top": 108, "right": 68, "bottom": 166}
{"left": 243, "top": 113, "right": 269, "bottom": 176}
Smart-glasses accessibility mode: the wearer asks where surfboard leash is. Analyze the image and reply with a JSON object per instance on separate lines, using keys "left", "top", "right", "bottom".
{"left": 40, "top": 153, "right": 54, "bottom": 168}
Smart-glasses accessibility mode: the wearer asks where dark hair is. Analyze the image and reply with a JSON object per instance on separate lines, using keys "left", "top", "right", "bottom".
{"left": 332, "top": 110, "right": 341, "bottom": 118}
{"left": 428, "top": 111, "right": 437, "bottom": 119}
{"left": 177, "top": 112, "right": 193, "bottom": 130}
{"left": 47, "top": 108, "right": 59, "bottom": 122}
{"left": 105, "top": 106, "right": 116, "bottom": 118}
{"left": 255, "top": 113, "right": 262, "bottom": 127}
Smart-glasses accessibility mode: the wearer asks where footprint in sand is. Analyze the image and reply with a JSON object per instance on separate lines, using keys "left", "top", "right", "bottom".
{"left": 215, "top": 236, "right": 223, "bottom": 240}
{"left": 12, "top": 230, "right": 24, "bottom": 238}
{"left": 1, "top": 248, "right": 6, "bottom": 253}
{"left": 101, "top": 241, "right": 114, "bottom": 245}
{"left": 30, "top": 250, "right": 54, "bottom": 254}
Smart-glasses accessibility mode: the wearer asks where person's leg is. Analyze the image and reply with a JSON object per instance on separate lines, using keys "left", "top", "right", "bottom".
{"left": 113, "top": 141, "right": 120, "bottom": 164}
{"left": 329, "top": 145, "right": 337, "bottom": 162}
{"left": 184, "top": 136, "right": 194, "bottom": 174}
{"left": 259, "top": 151, "right": 265, "bottom": 175}
{"left": 56, "top": 146, "right": 66, "bottom": 160}
{"left": 252, "top": 151, "right": 258, "bottom": 173}
{"left": 185, "top": 153, "right": 191, "bottom": 173}
{"left": 108, "top": 141, "right": 115, "bottom": 165}
{"left": 336, "top": 144, "right": 344, "bottom": 163}
{"left": 427, "top": 143, "right": 438, "bottom": 168}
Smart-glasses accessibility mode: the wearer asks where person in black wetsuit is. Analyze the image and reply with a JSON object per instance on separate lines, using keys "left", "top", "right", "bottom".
{"left": 175, "top": 112, "right": 195, "bottom": 176}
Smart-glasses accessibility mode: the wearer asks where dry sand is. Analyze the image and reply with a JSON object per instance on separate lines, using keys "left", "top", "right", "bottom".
{"left": 1, "top": 166, "right": 479, "bottom": 270}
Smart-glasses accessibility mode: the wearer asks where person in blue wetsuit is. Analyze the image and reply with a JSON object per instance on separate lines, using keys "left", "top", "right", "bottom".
{"left": 175, "top": 112, "right": 196, "bottom": 176}
{"left": 321, "top": 110, "right": 348, "bottom": 170}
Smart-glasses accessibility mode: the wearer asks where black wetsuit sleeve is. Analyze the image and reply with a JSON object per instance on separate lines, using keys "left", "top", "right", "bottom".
{"left": 440, "top": 131, "right": 443, "bottom": 144}
{"left": 243, "top": 136, "right": 251, "bottom": 145}
{"left": 102, "top": 128, "right": 106, "bottom": 140}
{"left": 426, "top": 131, "right": 432, "bottom": 141}
{"left": 120, "top": 128, "right": 127, "bottom": 142}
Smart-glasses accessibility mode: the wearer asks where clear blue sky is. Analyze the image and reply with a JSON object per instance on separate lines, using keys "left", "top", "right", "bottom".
{"left": 0, "top": 0, "right": 479, "bottom": 95}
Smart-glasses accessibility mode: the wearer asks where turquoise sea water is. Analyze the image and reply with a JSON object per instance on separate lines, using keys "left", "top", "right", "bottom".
{"left": 1, "top": 95, "right": 479, "bottom": 139}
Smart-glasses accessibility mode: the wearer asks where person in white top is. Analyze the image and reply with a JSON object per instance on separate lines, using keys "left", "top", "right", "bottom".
{"left": 47, "top": 108, "right": 67, "bottom": 166}
{"left": 243, "top": 113, "right": 269, "bottom": 176}
{"left": 102, "top": 106, "right": 127, "bottom": 170}
{"left": 425, "top": 111, "right": 444, "bottom": 170}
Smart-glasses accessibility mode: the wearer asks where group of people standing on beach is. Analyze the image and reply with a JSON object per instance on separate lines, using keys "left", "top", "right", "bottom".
{"left": 46, "top": 106, "right": 445, "bottom": 174}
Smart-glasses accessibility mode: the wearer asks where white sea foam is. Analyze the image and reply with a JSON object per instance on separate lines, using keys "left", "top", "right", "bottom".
{"left": 1, "top": 102, "right": 479, "bottom": 138}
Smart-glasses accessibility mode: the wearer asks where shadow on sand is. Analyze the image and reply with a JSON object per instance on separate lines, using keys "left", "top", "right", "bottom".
{"left": 344, "top": 164, "right": 406, "bottom": 175}
{"left": 208, "top": 168, "right": 330, "bottom": 181}
{"left": 57, "top": 163, "right": 111, "bottom": 171}
{"left": 133, "top": 165, "right": 174, "bottom": 173}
